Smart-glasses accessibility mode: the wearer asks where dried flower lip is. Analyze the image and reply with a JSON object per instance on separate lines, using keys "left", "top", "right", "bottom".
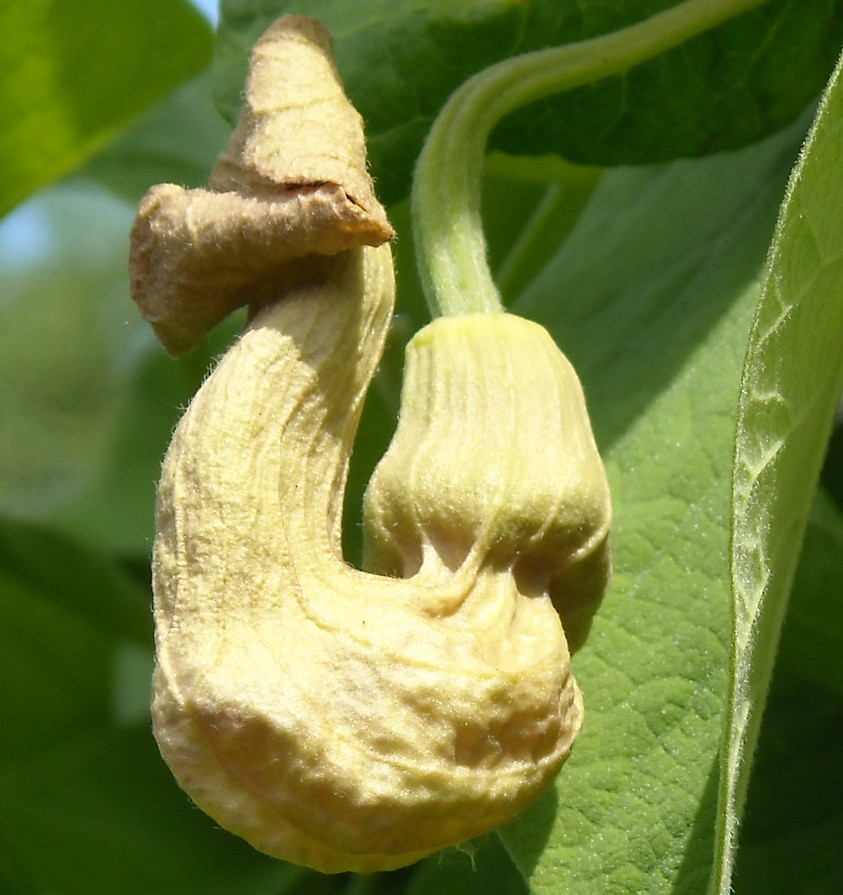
{"left": 129, "top": 15, "right": 393, "bottom": 356}
{"left": 130, "top": 181, "right": 391, "bottom": 355}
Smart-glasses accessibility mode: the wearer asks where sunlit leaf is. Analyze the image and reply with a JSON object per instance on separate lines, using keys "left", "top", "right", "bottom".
{"left": 0, "top": 0, "right": 213, "bottom": 216}
{"left": 80, "top": 72, "right": 230, "bottom": 204}
{"left": 718, "top": 46, "right": 843, "bottom": 894}
{"left": 499, "top": 118, "right": 807, "bottom": 894}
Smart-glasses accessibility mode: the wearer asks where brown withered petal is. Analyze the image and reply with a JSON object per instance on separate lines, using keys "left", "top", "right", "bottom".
{"left": 129, "top": 16, "right": 393, "bottom": 356}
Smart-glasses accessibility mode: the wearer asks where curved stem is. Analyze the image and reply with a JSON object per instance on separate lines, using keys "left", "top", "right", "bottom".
{"left": 411, "top": 0, "right": 772, "bottom": 318}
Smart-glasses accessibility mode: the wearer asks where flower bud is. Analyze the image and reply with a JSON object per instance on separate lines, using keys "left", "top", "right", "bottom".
{"left": 364, "top": 313, "right": 611, "bottom": 650}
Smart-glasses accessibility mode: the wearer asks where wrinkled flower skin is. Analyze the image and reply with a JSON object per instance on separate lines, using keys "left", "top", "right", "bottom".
{"left": 132, "top": 14, "right": 611, "bottom": 876}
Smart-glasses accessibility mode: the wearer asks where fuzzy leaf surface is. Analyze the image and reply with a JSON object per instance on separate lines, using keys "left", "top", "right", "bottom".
{"left": 498, "top": 120, "right": 807, "bottom": 894}
{"left": 718, "top": 46, "right": 843, "bottom": 894}
{"left": 216, "top": 0, "right": 843, "bottom": 202}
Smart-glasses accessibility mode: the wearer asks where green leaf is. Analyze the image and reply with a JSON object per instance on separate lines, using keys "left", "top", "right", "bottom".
{"left": 0, "top": 518, "right": 152, "bottom": 648}
{"left": 718, "top": 46, "right": 843, "bottom": 894}
{"left": 79, "top": 71, "right": 230, "bottom": 204}
{"left": 0, "top": 515, "right": 310, "bottom": 895}
{"left": 495, "top": 115, "right": 808, "bottom": 893}
{"left": 732, "top": 674, "right": 843, "bottom": 893}
{"left": 0, "top": 516, "right": 156, "bottom": 766}
{"left": 0, "top": 725, "right": 302, "bottom": 895}
{"left": 727, "top": 491, "right": 843, "bottom": 891}
{"left": 0, "top": 0, "right": 213, "bottom": 217}
{"left": 405, "top": 836, "right": 527, "bottom": 895}
{"left": 494, "top": 0, "right": 843, "bottom": 168}
{"left": 775, "top": 489, "right": 843, "bottom": 695}
{"left": 0, "top": 550, "right": 113, "bottom": 767}
{"left": 215, "top": 0, "right": 843, "bottom": 203}
{"left": 483, "top": 154, "right": 604, "bottom": 305}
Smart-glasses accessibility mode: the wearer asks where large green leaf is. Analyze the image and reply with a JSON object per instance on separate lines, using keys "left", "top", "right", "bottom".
{"left": 0, "top": 0, "right": 213, "bottom": 217}
{"left": 79, "top": 71, "right": 230, "bottom": 204}
{"left": 732, "top": 679, "right": 843, "bottom": 894}
{"left": 0, "top": 516, "right": 152, "bottom": 768}
{"left": 716, "top": 46, "right": 843, "bottom": 894}
{"left": 405, "top": 836, "right": 527, "bottom": 895}
{"left": 215, "top": 0, "right": 843, "bottom": 203}
{"left": 775, "top": 489, "right": 843, "bottom": 695}
{"left": 731, "top": 491, "right": 843, "bottom": 892}
{"left": 496, "top": 117, "right": 807, "bottom": 893}
{"left": 0, "top": 518, "right": 151, "bottom": 649}
{"left": 0, "top": 724, "right": 303, "bottom": 895}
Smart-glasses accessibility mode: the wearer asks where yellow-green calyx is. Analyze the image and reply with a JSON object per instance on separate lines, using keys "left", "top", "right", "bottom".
{"left": 130, "top": 14, "right": 611, "bottom": 877}
{"left": 364, "top": 314, "right": 611, "bottom": 653}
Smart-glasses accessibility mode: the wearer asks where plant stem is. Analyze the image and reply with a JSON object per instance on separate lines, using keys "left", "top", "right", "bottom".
{"left": 411, "top": 0, "right": 772, "bottom": 318}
